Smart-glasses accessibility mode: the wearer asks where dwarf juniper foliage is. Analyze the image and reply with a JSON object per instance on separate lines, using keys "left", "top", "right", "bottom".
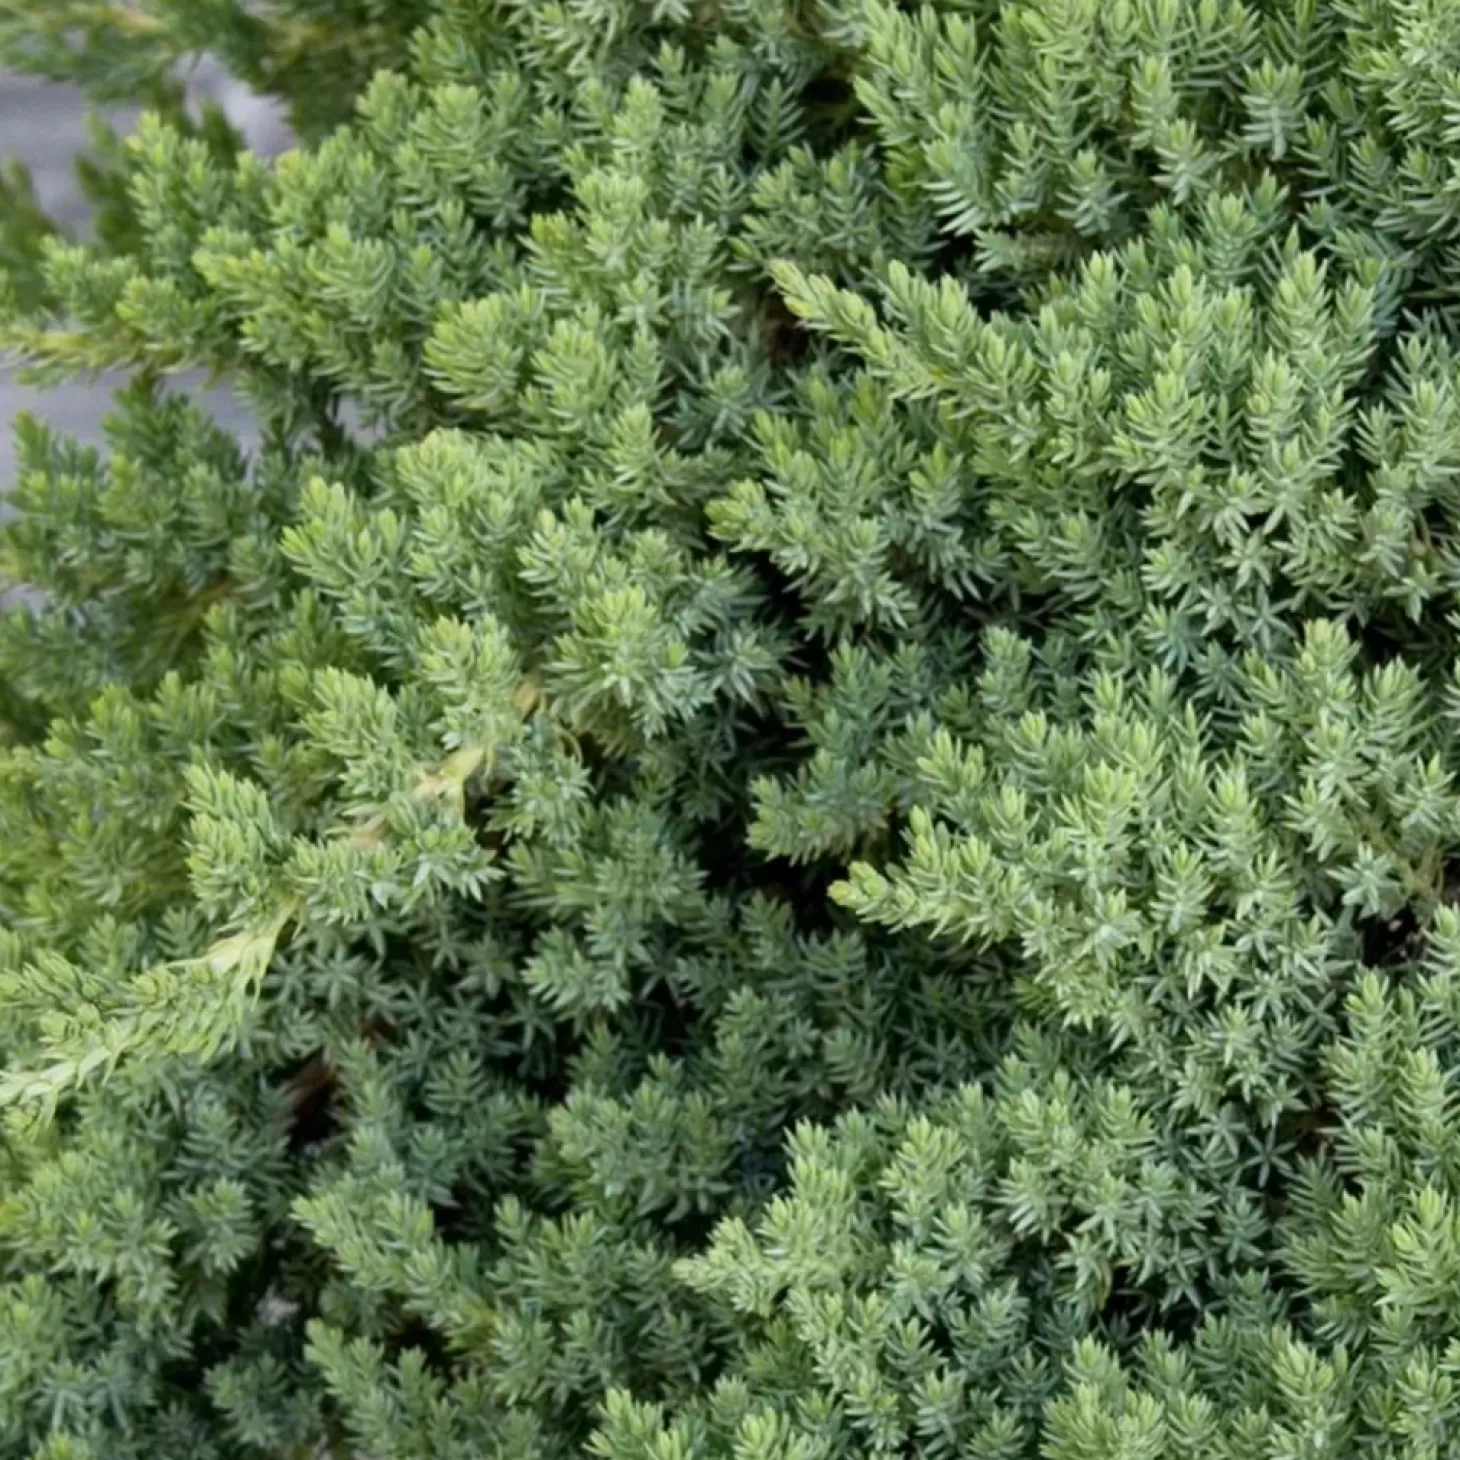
{"left": 6, "top": 1, "right": 1460, "bottom": 1456}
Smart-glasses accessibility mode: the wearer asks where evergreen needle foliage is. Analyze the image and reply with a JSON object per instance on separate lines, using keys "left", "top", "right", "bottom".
{"left": 10, "top": 0, "right": 1460, "bottom": 1455}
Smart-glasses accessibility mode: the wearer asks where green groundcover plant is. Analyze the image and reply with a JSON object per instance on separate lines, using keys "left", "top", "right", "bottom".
{"left": 12, "top": 0, "right": 1460, "bottom": 1455}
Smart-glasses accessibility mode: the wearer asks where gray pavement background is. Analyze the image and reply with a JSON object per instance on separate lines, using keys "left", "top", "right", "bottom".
{"left": 0, "top": 66, "right": 291, "bottom": 486}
